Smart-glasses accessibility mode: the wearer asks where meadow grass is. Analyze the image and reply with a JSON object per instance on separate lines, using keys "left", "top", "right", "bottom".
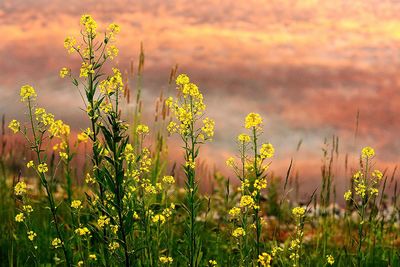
{"left": 1, "top": 15, "right": 399, "bottom": 267}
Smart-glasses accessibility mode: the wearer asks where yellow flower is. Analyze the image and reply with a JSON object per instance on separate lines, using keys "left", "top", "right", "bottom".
{"left": 361, "top": 146, "right": 375, "bottom": 159}
{"left": 344, "top": 190, "right": 352, "bottom": 201}
{"left": 239, "top": 195, "right": 254, "bottom": 208}
{"left": 99, "top": 68, "right": 124, "bottom": 94}
{"left": 37, "top": 163, "right": 48, "bottom": 173}
{"left": 100, "top": 102, "right": 113, "bottom": 114}
{"left": 108, "top": 241, "right": 120, "bottom": 252}
{"left": 89, "top": 254, "right": 97, "bottom": 261}
{"left": 232, "top": 227, "right": 246, "bottom": 238}
{"left": 107, "top": 45, "right": 119, "bottom": 59}
{"left": 152, "top": 214, "right": 166, "bottom": 225}
{"left": 59, "top": 152, "right": 68, "bottom": 161}
{"left": 185, "top": 159, "right": 196, "bottom": 169}
{"left": 49, "top": 120, "right": 70, "bottom": 138}
{"left": 75, "top": 227, "right": 90, "bottom": 236}
{"left": 27, "top": 231, "right": 37, "bottom": 241}
{"left": 208, "top": 260, "right": 217, "bottom": 266}
{"left": 59, "top": 67, "right": 70, "bottom": 78}
{"left": 245, "top": 112, "right": 262, "bottom": 129}
{"left": 8, "top": 119, "right": 20, "bottom": 133}
{"left": 258, "top": 252, "right": 272, "bottom": 267}
{"left": 167, "top": 121, "right": 178, "bottom": 134}
{"left": 64, "top": 36, "right": 76, "bottom": 53}
{"left": 52, "top": 238, "right": 62, "bottom": 248}
{"left": 97, "top": 216, "right": 110, "bottom": 228}
{"left": 260, "top": 143, "right": 274, "bottom": 159}
{"left": 23, "top": 205, "right": 33, "bottom": 213}
{"left": 26, "top": 161, "right": 34, "bottom": 168}
{"left": 110, "top": 225, "right": 119, "bottom": 234}
{"left": 228, "top": 207, "right": 241, "bottom": 218}
{"left": 15, "top": 213, "right": 25, "bottom": 222}
{"left": 71, "top": 200, "right": 82, "bottom": 209}
{"left": 136, "top": 124, "right": 150, "bottom": 135}
{"left": 20, "top": 85, "right": 37, "bottom": 102}
{"left": 225, "top": 157, "right": 235, "bottom": 168}
{"left": 162, "top": 175, "right": 175, "bottom": 185}
{"left": 201, "top": 117, "right": 215, "bottom": 139}
{"left": 237, "top": 133, "right": 251, "bottom": 143}
{"left": 159, "top": 256, "right": 173, "bottom": 264}
{"left": 14, "top": 181, "right": 27, "bottom": 195}
{"left": 80, "top": 14, "right": 97, "bottom": 36}
{"left": 80, "top": 62, "right": 94, "bottom": 77}
{"left": 77, "top": 128, "right": 91, "bottom": 143}
{"left": 372, "top": 169, "right": 383, "bottom": 181}
{"left": 176, "top": 74, "right": 190, "bottom": 85}
{"left": 292, "top": 206, "right": 305, "bottom": 218}
{"left": 326, "top": 255, "right": 334, "bottom": 265}
{"left": 355, "top": 182, "right": 366, "bottom": 198}
{"left": 107, "top": 23, "right": 121, "bottom": 39}
{"left": 77, "top": 261, "right": 84, "bottom": 267}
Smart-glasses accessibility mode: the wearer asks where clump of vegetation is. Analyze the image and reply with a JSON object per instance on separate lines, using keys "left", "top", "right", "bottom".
{"left": 1, "top": 14, "right": 399, "bottom": 267}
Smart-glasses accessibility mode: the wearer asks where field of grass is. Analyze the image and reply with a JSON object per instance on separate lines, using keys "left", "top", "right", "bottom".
{"left": 0, "top": 15, "right": 399, "bottom": 267}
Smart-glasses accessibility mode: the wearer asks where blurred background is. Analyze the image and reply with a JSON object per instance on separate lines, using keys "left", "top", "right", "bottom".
{"left": 1, "top": 0, "right": 400, "bottom": 198}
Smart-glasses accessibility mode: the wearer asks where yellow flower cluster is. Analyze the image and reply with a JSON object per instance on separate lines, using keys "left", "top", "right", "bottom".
{"left": 15, "top": 181, "right": 27, "bottom": 195}
{"left": 99, "top": 68, "right": 124, "bottom": 95}
{"left": 136, "top": 124, "right": 150, "bottom": 135}
{"left": 152, "top": 214, "right": 166, "bottom": 225}
{"left": 97, "top": 216, "right": 111, "bottom": 228}
{"left": 237, "top": 133, "right": 251, "bottom": 143}
{"left": 185, "top": 159, "right": 196, "bottom": 169}
{"left": 201, "top": 117, "right": 215, "bottom": 139}
{"left": 35, "top": 108, "right": 55, "bottom": 126}
{"left": 239, "top": 195, "right": 254, "bottom": 208}
{"left": 49, "top": 120, "right": 70, "bottom": 138}
{"left": 225, "top": 157, "right": 235, "bottom": 167}
{"left": 64, "top": 36, "right": 77, "bottom": 53}
{"left": 100, "top": 102, "right": 113, "bottom": 114}
{"left": 107, "top": 45, "right": 119, "bottom": 59}
{"left": 208, "top": 260, "right": 217, "bottom": 266}
{"left": 326, "top": 255, "right": 335, "bottom": 265}
{"left": 162, "top": 175, "right": 175, "bottom": 185}
{"left": 245, "top": 112, "right": 262, "bottom": 129}
{"left": 80, "top": 62, "right": 94, "bottom": 77}
{"left": 260, "top": 143, "right": 275, "bottom": 159}
{"left": 292, "top": 207, "right": 305, "bottom": 218}
{"left": 109, "top": 241, "right": 120, "bottom": 252}
{"left": 59, "top": 67, "right": 70, "bottom": 78}
{"left": 228, "top": 207, "right": 241, "bottom": 218}
{"left": 27, "top": 231, "right": 37, "bottom": 241}
{"left": 15, "top": 213, "right": 25, "bottom": 222}
{"left": 159, "top": 256, "right": 173, "bottom": 264}
{"left": 8, "top": 119, "right": 20, "bottom": 133}
{"left": 361, "top": 146, "right": 375, "bottom": 159}
{"left": 232, "top": 227, "right": 246, "bottom": 238}
{"left": 258, "top": 252, "right": 272, "bottom": 267}
{"left": 20, "top": 85, "right": 37, "bottom": 102}
{"left": 71, "top": 200, "right": 82, "bottom": 209}
{"left": 23, "top": 205, "right": 33, "bottom": 213}
{"left": 75, "top": 227, "right": 90, "bottom": 236}
{"left": 37, "top": 163, "right": 48, "bottom": 173}
{"left": 52, "top": 237, "right": 62, "bottom": 248}
{"left": 80, "top": 14, "right": 97, "bottom": 36}
{"left": 166, "top": 74, "right": 211, "bottom": 138}
{"left": 77, "top": 128, "right": 92, "bottom": 143}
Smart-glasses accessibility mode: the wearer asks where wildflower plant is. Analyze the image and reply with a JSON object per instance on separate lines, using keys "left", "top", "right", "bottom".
{"left": 9, "top": 85, "right": 72, "bottom": 265}
{"left": 343, "top": 146, "right": 383, "bottom": 266}
{"left": 226, "top": 113, "right": 275, "bottom": 265}
{"left": 166, "top": 74, "right": 215, "bottom": 266}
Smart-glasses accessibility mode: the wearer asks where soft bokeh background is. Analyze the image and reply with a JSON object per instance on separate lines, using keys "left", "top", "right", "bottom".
{"left": 1, "top": 0, "right": 400, "bottom": 199}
